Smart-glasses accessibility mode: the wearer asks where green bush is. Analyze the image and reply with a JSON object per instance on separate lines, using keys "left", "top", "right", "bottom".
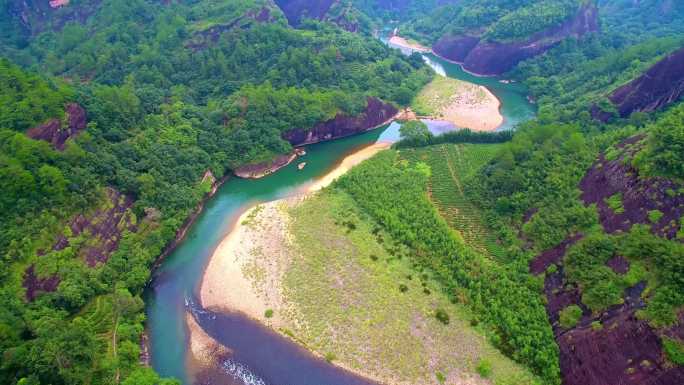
{"left": 605, "top": 193, "right": 624, "bottom": 214}
{"left": 264, "top": 309, "right": 274, "bottom": 318}
{"left": 663, "top": 337, "right": 684, "bottom": 365}
{"left": 559, "top": 305, "right": 583, "bottom": 329}
{"left": 476, "top": 358, "right": 492, "bottom": 378}
{"left": 648, "top": 210, "right": 663, "bottom": 223}
{"left": 435, "top": 308, "right": 450, "bottom": 325}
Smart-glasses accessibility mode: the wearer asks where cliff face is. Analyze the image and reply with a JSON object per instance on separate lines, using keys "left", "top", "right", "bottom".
{"left": 23, "top": 188, "right": 136, "bottom": 300}
{"left": 7, "top": 0, "right": 101, "bottom": 35}
{"left": 26, "top": 103, "right": 87, "bottom": 150}
{"left": 608, "top": 47, "right": 684, "bottom": 118}
{"left": 235, "top": 97, "right": 397, "bottom": 179}
{"left": 283, "top": 97, "right": 397, "bottom": 146}
{"left": 529, "top": 136, "right": 684, "bottom": 385}
{"left": 433, "top": 3, "right": 598, "bottom": 75}
{"left": 273, "top": 0, "right": 336, "bottom": 26}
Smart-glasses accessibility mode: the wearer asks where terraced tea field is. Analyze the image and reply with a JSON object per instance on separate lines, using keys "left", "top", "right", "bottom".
{"left": 400, "top": 143, "right": 503, "bottom": 257}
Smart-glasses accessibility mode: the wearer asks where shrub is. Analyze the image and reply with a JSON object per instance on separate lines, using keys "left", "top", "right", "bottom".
{"left": 324, "top": 352, "right": 336, "bottom": 363}
{"left": 648, "top": 210, "right": 663, "bottom": 223}
{"left": 663, "top": 337, "right": 684, "bottom": 365}
{"left": 435, "top": 308, "right": 449, "bottom": 325}
{"left": 605, "top": 193, "right": 624, "bottom": 214}
{"left": 399, "top": 284, "right": 409, "bottom": 292}
{"left": 476, "top": 358, "right": 492, "bottom": 378}
{"left": 264, "top": 309, "right": 274, "bottom": 318}
{"left": 559, "top": 305, "right": 583, "bottom": 329}
{"left": 435, "top": 372, "right": 446, "bottom": 383}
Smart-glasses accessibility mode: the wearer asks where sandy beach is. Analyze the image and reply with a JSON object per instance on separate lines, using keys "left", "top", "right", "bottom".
{"left": 200, "top": 141, "right": 391, "bottom": 323}
{"left": 389, "top": 35, "right": 431, "bottom": 53}
{"left": 412, "top": 76, "right": 503, "bottom": 131}
{"left": 196, "top": 141, "right": 537, "bottom": 385}
{"left": 441, "top": 84, "right": 502, "bottom": 131}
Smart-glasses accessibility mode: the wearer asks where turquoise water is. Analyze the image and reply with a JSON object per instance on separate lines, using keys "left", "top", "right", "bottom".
{"left": 146, "top": 39, "right": 535, "bottom": 385}
{"left": 386, "top": 37, "right": 536, "bottom": 131}
{"left": 145, "top": 129, "right": 389, "bottom": 384}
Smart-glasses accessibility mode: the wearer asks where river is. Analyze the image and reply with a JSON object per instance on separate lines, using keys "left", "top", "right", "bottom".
{"left": 144, "top": 46, "right": 535, "bottom": 385}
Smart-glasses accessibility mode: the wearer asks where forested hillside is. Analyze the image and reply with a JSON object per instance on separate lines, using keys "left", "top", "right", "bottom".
{"left": 1, "top": 0, "right": 683, "bottom": 384}
{"left": 0, "top": 1, "right": 431, "bottom": 384}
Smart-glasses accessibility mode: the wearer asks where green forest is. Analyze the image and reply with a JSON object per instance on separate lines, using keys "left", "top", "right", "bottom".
{"left": 0, "top": 1, "right": 432, "bottom": 384}
{"left": 1, "top": 0, "right": 683, "bottom": 384}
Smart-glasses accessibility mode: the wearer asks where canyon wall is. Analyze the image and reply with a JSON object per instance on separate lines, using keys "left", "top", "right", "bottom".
{"left": 433, "top": 3, "right": 598, "bottom": 75}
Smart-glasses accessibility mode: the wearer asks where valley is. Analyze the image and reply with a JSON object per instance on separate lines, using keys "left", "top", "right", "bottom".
{"left": 0, "top": 1, "right": 683, "bottom": 385}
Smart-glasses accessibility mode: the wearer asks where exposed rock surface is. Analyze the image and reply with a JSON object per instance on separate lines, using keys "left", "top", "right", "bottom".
{"left": 529, "top": 135, "right": 684, "bottom": 385}
{"left": 528, "top": 233, "right": 583, "bottom": 275}
{"left": 185, "top": 6, "right": 276, "bottom": 50}
{"left": 22, "top": 188, "right": 135, "bottom": 301}
{"left": 233, "top": 152, "right": 299, "bottom": 179}
{"left": 26, "top": 103, "right": 87, "bottom": 150}
{"left": 273, "top": 0, "right": 336, "bottom": 26}
{"left": 22, "top": 264, "right": 60, "bottom": 301}
{"left": 7, "top": 0, "right": 101, "bottom": 35}
{"left": 59, "top": 188, "right": 135, "bottom": 267}
{"left": 432, "top": 3, "right": 598, "bottom": 75}
{"left": 579, "top": 136, "right": 684, "bottom": 239}
{"left": 233, "top": 97, "right": 396, "bottom": 179}
{"left": 608, "top": 47, "right": 684, "bottom": 118}
{"left": 283, "top": 97, "right": 397, "bottom": 146}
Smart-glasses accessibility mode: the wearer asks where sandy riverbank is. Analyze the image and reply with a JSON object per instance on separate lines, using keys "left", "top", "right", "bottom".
{"left": 389, "top": 35, "right": 431, "bottom": 53}
{"left": 196, "top": 141, "right": 538, "bottom": 385}
{"left": 412, "top": 76, "right": 503, "bottom": 131}
{"left": 200, "top": 141, "right": 391, "bottom": 323}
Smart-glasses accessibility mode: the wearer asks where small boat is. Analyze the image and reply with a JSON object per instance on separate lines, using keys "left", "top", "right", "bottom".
{"left": 297, "top": 162, "right": 307, "bottom": 170}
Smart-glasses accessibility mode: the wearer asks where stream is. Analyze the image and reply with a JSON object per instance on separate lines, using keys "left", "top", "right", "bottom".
{"left": 144, "top": 43, "right": 535, "bottom": 385}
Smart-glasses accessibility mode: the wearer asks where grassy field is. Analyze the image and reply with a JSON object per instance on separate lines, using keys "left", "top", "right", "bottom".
{"left": 399, "top": 144, "right": 504, "bottom": 258}
{"left": 283, "top": 190, "right": 537, "bottom": 385}
{"left": 411, "top": 76, "right": 487, "bottom": 116}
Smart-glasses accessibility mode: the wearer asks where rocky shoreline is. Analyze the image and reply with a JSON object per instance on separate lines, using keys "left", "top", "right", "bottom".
{"left": 234, "top": 97, "right": 399, "bottom": 180}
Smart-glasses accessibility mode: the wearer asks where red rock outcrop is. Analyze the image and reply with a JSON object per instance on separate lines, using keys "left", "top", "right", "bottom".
{"left": 232, "top": 97, "right": 397, "bottom": 179}
{"left": 7, "top": 0, "right": 101, "bottom": 35}
{"left": 26, "top": 103, "right": 87, "bottom": 150}
{"left": 282, "top": 97, "right": 397, "bottom": 146}
{"left": 22, "top": 264, "right": 60, "bottom": 301}
{"left": 185, "top": 6, "right": 277, "bottom": 50}
{"left": 608, "top": 47, "right": 684, "bottom": 118}
{"left": 233, "top": 152, "right": 299, "bottom": 179}
{"left": 529, "top": 135, "right": 684, "bottom": 385}
{"left": 432, "top": 2, "right": 598, "bottom": 75}
{"left": 273, "top": 0, "right": 336, "bottom": 26}
{"left": 52, "top": 188, "right": 135, "bottom": 267}
{"left": 579, "top": 136, "right": 684, "bottom": 239}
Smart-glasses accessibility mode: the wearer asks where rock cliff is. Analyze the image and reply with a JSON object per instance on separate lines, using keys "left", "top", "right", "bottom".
{"left": 273, "top": 0, "right": 336, "bottom": 26}
{"left": 26, "top": 103, "right": 87, "bottom": 150}
{"left": 6, "top": 0, "right": 101, "bottom": 35}
{"left": 235, "top": 97, "right": 397, "bottom": 179}
{"left": 283, "top": 97, "right": 397, "bottom": 146}
{"left": 529, "top": 136, "right": 684, "bottom": 385}
{"left": 608, "top": 47, "right": 684, "bottom": 118}
{"left": 433, "top": 2, "right": 598, "bottom": 75}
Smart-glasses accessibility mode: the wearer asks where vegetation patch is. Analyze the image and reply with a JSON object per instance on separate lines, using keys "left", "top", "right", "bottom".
{"left": 558, "top": 305, "right": 583, "bottom": 329}
{"left": 285, "top": 189, "right": 538, "bottom": 384}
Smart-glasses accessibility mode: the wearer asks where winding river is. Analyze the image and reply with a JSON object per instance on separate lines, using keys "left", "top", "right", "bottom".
{"left": 145, "top": 46, "right": 535, "bottom": 385}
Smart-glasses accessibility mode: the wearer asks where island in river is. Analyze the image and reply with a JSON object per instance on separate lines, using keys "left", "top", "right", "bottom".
{"left": 197, "top": 143, "right": 538, "bottom": 385}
